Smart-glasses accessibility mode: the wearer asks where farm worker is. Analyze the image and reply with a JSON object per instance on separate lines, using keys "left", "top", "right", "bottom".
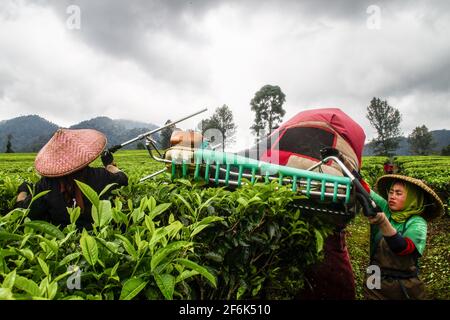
{"left": 383, "top": 161, "right": 394, "bottom": 174}
{"left": 363, "top": 174, "right": 444, "bottom": 299}
{"left": 15, "top": 128, "right": 128, "bottom": 230}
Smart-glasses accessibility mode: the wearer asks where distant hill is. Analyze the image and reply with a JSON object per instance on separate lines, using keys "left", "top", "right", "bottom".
{"left": 0, "top": 115, "right": 59, "bottom": 152}
{"left": 0, "top": 115, "right": 160, "bottom": 152}
{"left": 363, "top": 129, "right": 450, "bottom": 156}
{"left": 70, "top": 116, "right": 159, "bottom": 149}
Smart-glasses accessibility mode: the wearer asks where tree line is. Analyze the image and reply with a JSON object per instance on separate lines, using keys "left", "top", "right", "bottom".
{"left": 4, "top": 90, "right": 448, "bottom": 156}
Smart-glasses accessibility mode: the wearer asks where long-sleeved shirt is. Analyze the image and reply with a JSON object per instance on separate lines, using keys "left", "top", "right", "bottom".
{"left": 16, "top": 166, "right": 128, "bottom": 229}
{"left": 369, "top": 190, "right": 427, "bottom": 257}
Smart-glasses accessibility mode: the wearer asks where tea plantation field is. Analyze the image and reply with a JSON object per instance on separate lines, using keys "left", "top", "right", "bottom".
{"left": 0, "top": 151, "right": 448, "bottom": 299}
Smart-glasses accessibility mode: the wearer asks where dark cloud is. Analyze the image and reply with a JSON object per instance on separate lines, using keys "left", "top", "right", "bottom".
{"left": 1, "top": 0, "right": 449, "bottom": 144}
{"left": 32, "top": 0, "right": 217, "bottom": 90}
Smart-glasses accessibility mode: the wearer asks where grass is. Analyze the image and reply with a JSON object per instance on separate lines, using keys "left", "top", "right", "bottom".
{"left": 346, "top": 214, "right": 371, "bottom": 300}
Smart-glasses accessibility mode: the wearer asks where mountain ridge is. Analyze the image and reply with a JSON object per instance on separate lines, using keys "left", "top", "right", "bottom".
{"left": 0, "top": 115, "right": 160, "bottom": 152}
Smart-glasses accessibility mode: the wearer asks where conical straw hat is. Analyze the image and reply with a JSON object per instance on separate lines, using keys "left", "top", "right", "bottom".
{"left": 374, "top": 174, "right": 445, "bottom": 221}
{"left": 35, "top": 129, "right": 107, "bottom": 177}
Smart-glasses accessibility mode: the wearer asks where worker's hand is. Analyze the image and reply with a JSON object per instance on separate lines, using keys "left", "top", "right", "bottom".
{"left": 101, "top": 150, "right": 114, "bottom": 167}
{"left": 367, "top": 211, "right": 387, "bottom": 225}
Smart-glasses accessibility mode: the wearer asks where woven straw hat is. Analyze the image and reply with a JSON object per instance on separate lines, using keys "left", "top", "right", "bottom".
{"left": 35, "top": 129, "right": 107, "bottom": 177}
{"left": 374, "top": 174, "right": 445, "bottom": 221}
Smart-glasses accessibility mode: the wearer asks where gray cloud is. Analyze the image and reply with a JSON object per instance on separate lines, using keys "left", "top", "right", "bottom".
{"left": 1, "top": 0, "right": 449, "bottom": 146}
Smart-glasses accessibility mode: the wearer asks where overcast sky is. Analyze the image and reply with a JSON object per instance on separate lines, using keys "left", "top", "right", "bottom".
{"left": 1, "top": 0, "right": 449, "bottom": 151}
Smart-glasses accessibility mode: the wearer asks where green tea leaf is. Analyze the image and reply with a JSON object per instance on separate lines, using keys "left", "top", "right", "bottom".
{"left": 174, "top": 194, "right": 195, "bottom": 216}
{"left": 75, "top": 180, "right": 99, "bottom": 208}
{"left": 146, "top": 196, "right": 156, "bottom": 212}
{"left": 24, "top": 220, "right": 64, "bottom": 240}
{"left": 37, "top": 257, "right": 49, "bottom": 276}
{"left": 175, "top": 258, "right": 217, "bottom": 288}
{"left": 92, "top": 200, "right": 112, "bottom": 228}
{"left": 119, "top": 277, "right": 148, "bottom": 300}
{"left": 0, "top": 231, "right": 23, "bottom": 241}
{"left": 190, "top": 216, "right": 223, "bottom": 238}
{"left": 14, "top": 276, "right": 41, "bottom": 297}
{"left": 67, "top": 206, "right": 81, "bottom": 225}
{"left": 314, "top": 229, "right": 324, "bottom": 254}
{"left": 115, "top": 234, "right": 137, "bottom": 261}
{"left": 38, "top": 236, "right": 59, "bottom": 256}
{"left": 2, "top": 269, "right": 16, "bottom": 289}
{"left": 47, "top": 281, "right": 58, "bottom": 300}
{"left": 149, "top": 203, "right": 172, "bottom": 220}
{"left": 154, "top": 273, "right": 175, "bottom": 300}
{"left": 15, "top": 248, "right": 34, "bottom": 261}
{"left": 0, "top": 288, "right": 13, "bottom": 300}
{"left": 99, "top": 183, "right": 118, "bottom": 198}
{"left": 96, "top": 238, "right": 120, "bottom": 255}
{"left": 151, "top": 241, "right": 192, "bottom": 272}
{"left": 149, "top": 228, "right": 170, "bottom": 249}
{"left": 175, "top": 270, "right": 199, "bottom": 284}
{"left": 80, "top": 232, "right": 98, "bottom": 266}
{"left": 29, "top": 190, "right": 51, "bottom": 207}
{"left": 58, "top": 252, "right": 81, "bottom": 267}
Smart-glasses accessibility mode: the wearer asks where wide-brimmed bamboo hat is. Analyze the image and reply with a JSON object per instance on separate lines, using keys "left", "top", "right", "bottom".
{"left": 374, "top": 174, "right": 445, "bottom": 221}
{"left": 35, "top": 128, "right": 107, "bottom": 177}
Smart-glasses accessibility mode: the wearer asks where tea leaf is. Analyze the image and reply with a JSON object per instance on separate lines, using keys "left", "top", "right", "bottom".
{"left": 175, "top": 258, "right": 216, "bottom": 288}
{"left": 14, "top": 276, "right": 41, "bottom": 297}
{"left": 80, "top": 232, "right": 98, "bottom": 266}
{"left": 175, "top": 270, "right": 199, "bottom": 283}
{"left": 154, "top": 273, "right": 175, "bottom": 300}
{"left": 58, "top": 252, "right": 81, "bottom": 267}
{"left": 99, "top": 183, "right": 118, "bottom": 198}
{"left": 149, "top": 203, "right": 172, "bottom": 220}
{"left": 75, "top": 180, "right": 99, "bottom": 208}
{"left": 115, "top": 234, "right": 138, "bottom": 261}
{"left": 92, "top": 200, "right": 112, "bottom": 228}
{"left": 190, "top": 216, "right": 223, "bottom": 238}
{"left": 24, "top": 220, "right": 64, "bottom": 240}
{"left": 151, "top": 241, "right": 192, "bottom": 272}
{"left": 67, "top": 206, "right": 81, "bottom": 225}
{"left": 37, "top": 257, "right": 49, "bottom": 276}
{"left": 0, "top": 231, "right": 23, "bottom": 241}
{"left": 173, "top": 194, "right": 195, "bottom": 216}
{"left": 2, "top": 269, "right": 16, "bottom": 289}
{"left": 119, "top": 277, "right": 148, "bottom": 300}
{"left": 314, "top": 229, "right": 324, "bottom": 254}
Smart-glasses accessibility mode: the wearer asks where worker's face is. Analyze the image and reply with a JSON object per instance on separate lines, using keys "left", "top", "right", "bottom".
{"left": 388, "top": 182, "right": 407, "bottom": 211}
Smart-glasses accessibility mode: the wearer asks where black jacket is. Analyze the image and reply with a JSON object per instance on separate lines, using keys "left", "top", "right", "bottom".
{"left": 16, "top": 167, "right": 128, "bottom": 229}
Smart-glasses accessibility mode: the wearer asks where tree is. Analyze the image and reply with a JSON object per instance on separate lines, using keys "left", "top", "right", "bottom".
{"left": 408, "top": 125, "right": 436, "bottom": 155}
{"left": 250, "top": 85, "right": 286, "bottom": 137}
{"left": 159, "top": 120, "right": 175, "bottom": 150}
{"left": 5, "top": 134, "right": 14, "bottom": 153}
{"left": 136, "top": 142, "right": 146, "bottom": 150}
{"left": 206, "top": 105, "right": 236, "bottom": 151}
{"left": 366, "top": 97, "right": 402, "bottom": 156}
{"left": 441, "top": 144, "right": 450, "bottom": 156}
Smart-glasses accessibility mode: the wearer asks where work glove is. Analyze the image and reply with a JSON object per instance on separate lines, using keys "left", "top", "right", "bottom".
{"left": 101, "top": 150, "right": 114, "bottom": 167}
{"left": 17, "top": 181, "right": 33, "bottom": 194}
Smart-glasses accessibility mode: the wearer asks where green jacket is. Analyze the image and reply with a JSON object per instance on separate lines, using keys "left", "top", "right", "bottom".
{"left": 369, "top": 190, "right": 427, "bottom": 257}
